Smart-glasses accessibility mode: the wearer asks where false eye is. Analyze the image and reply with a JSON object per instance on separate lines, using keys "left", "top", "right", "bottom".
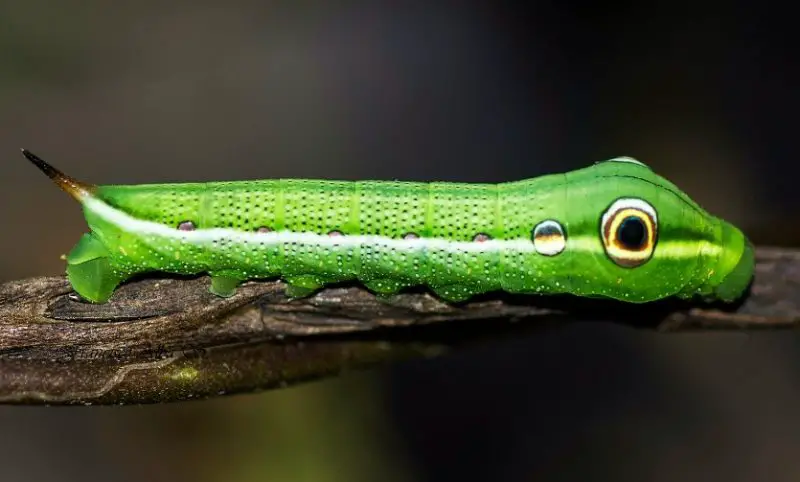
{"left": 600, "top": 198, "right": 657, "bottom": 267}
{"left": 531, "top": 220, "right": 566, "bottom": 256}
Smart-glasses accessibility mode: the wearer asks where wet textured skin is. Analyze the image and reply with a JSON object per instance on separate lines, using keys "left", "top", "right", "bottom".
{"left": 23, "top": 150, "right": 754, "bottom": 304}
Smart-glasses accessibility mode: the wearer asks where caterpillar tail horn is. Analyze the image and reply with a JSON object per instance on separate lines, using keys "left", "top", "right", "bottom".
{"left": 21, "top": 149, "right": 95, "bottom": 201}
{"left": 22, "top": 149, "right": 120, "bottom": 302}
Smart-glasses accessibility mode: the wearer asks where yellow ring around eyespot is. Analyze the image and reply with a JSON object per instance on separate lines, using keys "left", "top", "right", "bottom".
{"left": 602, "top": 207, "right": 657, "bottom": 266}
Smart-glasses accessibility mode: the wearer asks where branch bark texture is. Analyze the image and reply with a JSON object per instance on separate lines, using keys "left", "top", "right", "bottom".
{"left": 0, "top": 246, "right": 797, "bottom": 405}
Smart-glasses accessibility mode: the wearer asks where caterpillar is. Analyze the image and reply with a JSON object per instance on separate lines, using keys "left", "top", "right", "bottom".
{"left": 23, "top": 149, "right": 754, "bottom": 305}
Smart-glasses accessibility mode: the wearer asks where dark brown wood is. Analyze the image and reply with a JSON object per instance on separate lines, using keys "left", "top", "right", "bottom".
{"left": 0, "top": 246, "right": 797, "bottom": 405}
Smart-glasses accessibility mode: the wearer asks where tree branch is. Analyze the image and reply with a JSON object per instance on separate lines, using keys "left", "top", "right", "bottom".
{"left": 0, "top": 246, "right": 797, "bottom": 405}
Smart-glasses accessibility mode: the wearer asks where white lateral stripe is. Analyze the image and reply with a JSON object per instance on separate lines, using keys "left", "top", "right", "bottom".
{"left": 86, "top": 198, "right": 534, "bottom": 253}
{"left": 85, "top": 197, "right": 720, "bottom": 258}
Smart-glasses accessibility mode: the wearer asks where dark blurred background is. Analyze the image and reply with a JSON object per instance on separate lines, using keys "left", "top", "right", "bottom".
{"left": 1, "top": 1, "right": 799, "bottom": 481}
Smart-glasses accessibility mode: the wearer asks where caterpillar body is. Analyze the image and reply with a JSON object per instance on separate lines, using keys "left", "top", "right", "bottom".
{"left": 23, "top": 150, "right": 754, "bottom": 305}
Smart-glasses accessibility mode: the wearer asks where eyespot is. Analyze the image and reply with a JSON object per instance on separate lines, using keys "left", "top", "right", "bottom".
{"left": 600, "top": 198, "right": 657, "bottom": 267}
{"left": 473, "top": 233, "right": 491, "bottom": 242}
{"left": 532, "top": 220, "right": 566, "bottom": 256}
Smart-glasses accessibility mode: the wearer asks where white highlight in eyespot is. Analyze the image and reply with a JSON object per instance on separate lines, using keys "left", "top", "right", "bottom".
{"left": 532, "top": 220, "right": 566, "bottom": 256}
{"left": 601, "top": 198, "right": 658, "bottom": 229}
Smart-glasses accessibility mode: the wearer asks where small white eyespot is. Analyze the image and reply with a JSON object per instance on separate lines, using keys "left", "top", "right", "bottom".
{"left": 532, "top": 220, "right": 566, "bottom": 256}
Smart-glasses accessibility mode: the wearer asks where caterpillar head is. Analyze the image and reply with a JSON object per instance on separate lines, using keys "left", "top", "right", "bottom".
{"left": 545, "top": 157, "right": 754, "bottom": 303}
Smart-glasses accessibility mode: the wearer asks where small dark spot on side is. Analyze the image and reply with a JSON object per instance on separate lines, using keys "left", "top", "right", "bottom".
{"left": 473, "top": 233, "right": 491, "bottom": 242}
{"left": 178, "top": 221, "right": 196, "bottom": 231}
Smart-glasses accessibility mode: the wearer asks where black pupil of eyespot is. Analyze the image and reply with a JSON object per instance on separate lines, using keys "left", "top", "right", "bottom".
{"left": 617, "top": 216, "right": 647, "bottom": 249}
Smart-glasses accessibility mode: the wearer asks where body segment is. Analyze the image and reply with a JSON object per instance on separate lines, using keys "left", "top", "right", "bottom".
{"left": 23, "top": 150, "right": 754, "bottom": 304}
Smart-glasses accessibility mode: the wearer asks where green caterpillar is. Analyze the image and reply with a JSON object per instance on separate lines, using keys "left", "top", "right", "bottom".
{"left": 23, "top": 150, "right": 754, "bottom": 305}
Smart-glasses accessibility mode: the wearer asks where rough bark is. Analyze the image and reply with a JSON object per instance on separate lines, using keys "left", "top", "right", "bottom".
{"left": 0, "top": 246, "right": 797, "bottom": 405}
